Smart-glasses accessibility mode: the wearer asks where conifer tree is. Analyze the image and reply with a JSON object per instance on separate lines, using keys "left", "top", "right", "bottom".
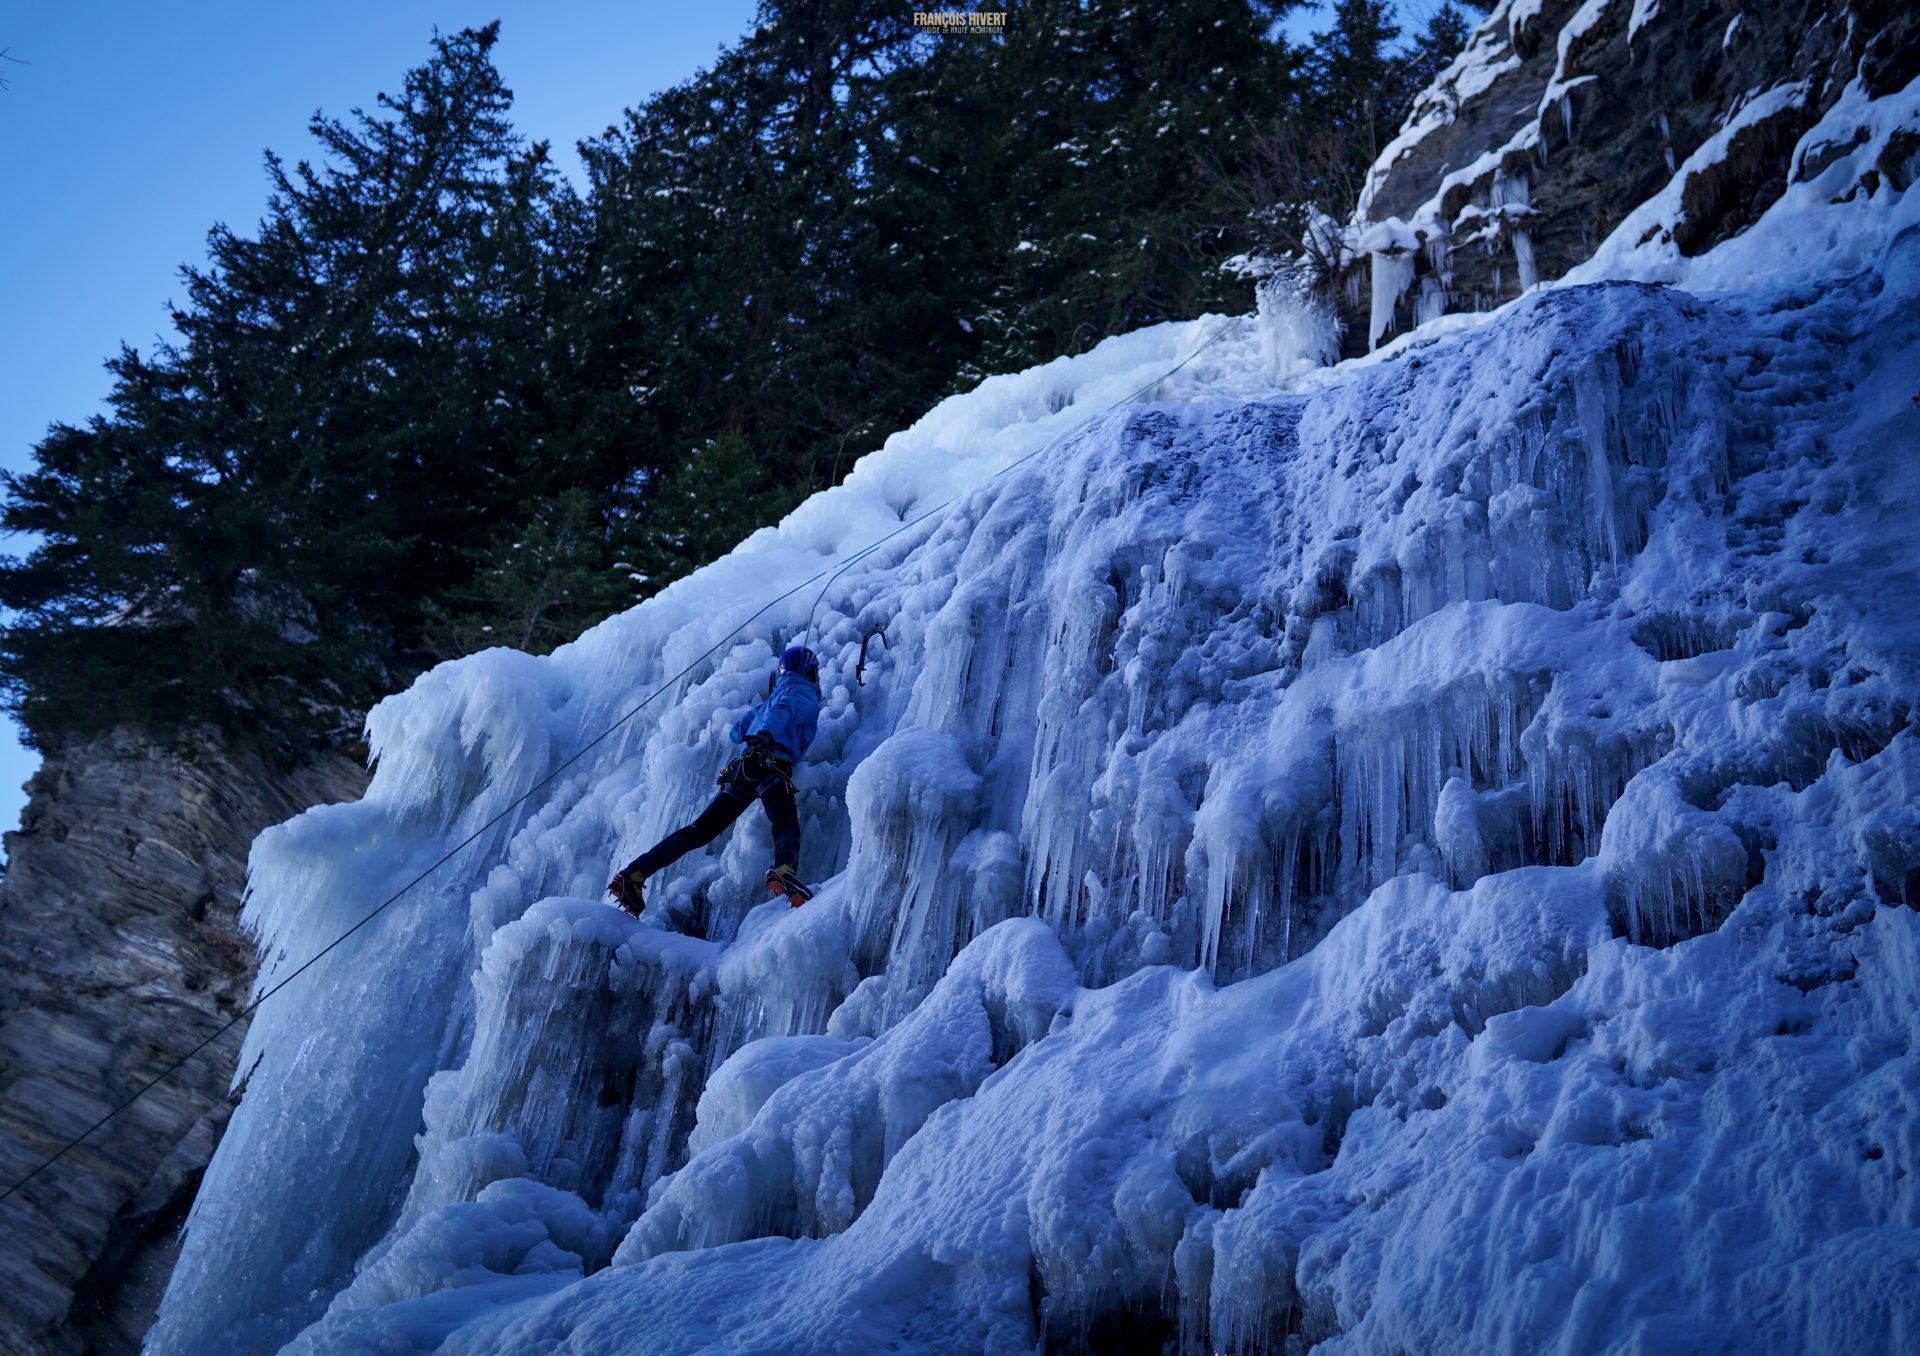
{"left": 0, "top": 24, "right": 561, "bottom": 748}
{"left": 1308, "top": 0, "right": 1402, "bottom": 176}
{"left": 1232, "top": 0, "right": 1474, "bottom": 264}
{"left": 423, "top": 488, "right": 640, "bottom": 657}
{"left": 1397, "top": 4, "right": 1476, "bottom": 113}
{"left": 923, "top": 0, "right": 1299, "bottom": 373}
{"left": 1, "top": 5, "right": 1373, "bottom": 749}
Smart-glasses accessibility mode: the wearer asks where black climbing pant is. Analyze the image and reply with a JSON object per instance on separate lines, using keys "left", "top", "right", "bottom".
{"left": 626, "top": 762, "right": 800, "bottom": 879}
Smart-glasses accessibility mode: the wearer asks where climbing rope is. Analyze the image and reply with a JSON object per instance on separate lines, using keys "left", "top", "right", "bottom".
{"left": 0, "top": 315, "right": 1240, "bottom": 1207}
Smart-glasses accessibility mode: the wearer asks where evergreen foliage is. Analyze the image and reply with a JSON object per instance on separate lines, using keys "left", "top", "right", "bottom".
{"left": 1, "top": 4, "right": 1470, "bottom": 753}
{"left": 1, "top": 23, "right": 566, "bottom": 748}
{"left": 909, "top": 0, "right": 1300, "bottom": 374}
{"left": 421, "top": 488, "right": 641, "bottom": 659}
{"left": 1231, "top": 0, "right": 1473, "bottom": 264}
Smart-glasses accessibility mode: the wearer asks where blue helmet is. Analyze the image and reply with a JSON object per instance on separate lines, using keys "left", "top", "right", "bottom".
{"left": 778, "top": 644, "right": 819, "bottom": 679}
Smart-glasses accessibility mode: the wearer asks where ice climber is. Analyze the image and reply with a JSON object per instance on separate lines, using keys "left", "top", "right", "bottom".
{"left": 608, "top": 644, "right": 821, "bottom": 914}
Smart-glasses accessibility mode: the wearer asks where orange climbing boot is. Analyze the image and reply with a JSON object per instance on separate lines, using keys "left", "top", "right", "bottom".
{"left": 607, "top": 866, "right": 646, "bottom": 917}
{"left": 766, "top": 864, "right": 813, "bottom": 908}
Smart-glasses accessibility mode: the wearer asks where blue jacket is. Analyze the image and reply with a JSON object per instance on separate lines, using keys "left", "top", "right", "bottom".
{"left": 731, "top": 672, "right": 821, "bottom": 765}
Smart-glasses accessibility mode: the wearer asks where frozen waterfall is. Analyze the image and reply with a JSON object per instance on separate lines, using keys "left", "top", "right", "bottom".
{"left": 151, "top": 77, "right": 1920, "bottom": 1356}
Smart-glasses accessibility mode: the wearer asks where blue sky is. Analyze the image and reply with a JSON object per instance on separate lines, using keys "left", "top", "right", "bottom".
{"left": 0, "top": 0, "right": 1448, "bottom": 841}
{"left": 0, "top": 2, "right": 760, "bottom": 833}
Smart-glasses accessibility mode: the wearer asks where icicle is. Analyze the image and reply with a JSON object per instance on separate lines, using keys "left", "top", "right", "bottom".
{"left": 1425, "top": 226, "right": 1454, "bottom": 290}
{"left": 1514, "top": 229, "right": 1539, "bottom": 292}
{"left": 844, "top": 726, "right": 984, "bottom": 1019}
{"left": 1368, "top": 248, "right": 1417, "bottom": 351}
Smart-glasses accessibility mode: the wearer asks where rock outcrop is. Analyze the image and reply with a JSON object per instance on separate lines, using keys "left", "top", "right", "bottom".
{"left": 1334, "top": 0, "right": 1920, "bottom": 354}
{"left": 0, "top": 730, "right": 366, "bottom": 1355}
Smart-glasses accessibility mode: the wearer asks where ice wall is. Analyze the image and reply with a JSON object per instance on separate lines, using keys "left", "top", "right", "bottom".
{"left": 153, "top": 77, "right": 1920, "bottom": 1356}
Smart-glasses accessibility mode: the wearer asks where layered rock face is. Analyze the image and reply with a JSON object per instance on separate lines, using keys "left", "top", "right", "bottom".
{"left": 1336, "top": 0, "right": 1920, "bottom": 354}
{"left": 0, "top": 731, "right": 365, "bottom": 1355}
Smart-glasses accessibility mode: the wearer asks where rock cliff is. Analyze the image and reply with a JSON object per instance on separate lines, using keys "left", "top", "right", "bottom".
{"left": 0, "top": 731, "right": 365, "bottom": 1355}
{"left": 1334, "top": 0, "right": 1920, "bottom": 354}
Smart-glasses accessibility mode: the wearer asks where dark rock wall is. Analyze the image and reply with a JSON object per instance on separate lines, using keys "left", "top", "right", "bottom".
{"left": 1335, "top": 0, "right": 1920, "bottom": 356}
{"left": 0, "top": 731, "right": 366, "bottom": 1355}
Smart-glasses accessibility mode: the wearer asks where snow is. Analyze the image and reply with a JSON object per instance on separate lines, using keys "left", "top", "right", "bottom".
{"left": 1566, "top": 77, "right": 1885, "bottom": 290}
{"left": 149, "top": 57, "right": 1920, "bottom": 1356}
{"left": 1357, "top": 6, "right": 1525, "bottom": 224}
{"left": 1627, "top": 0, "right": 1662, "bottom": 43}
{"left": 1508, "top": 0, "right": 1546, "bottom": 38}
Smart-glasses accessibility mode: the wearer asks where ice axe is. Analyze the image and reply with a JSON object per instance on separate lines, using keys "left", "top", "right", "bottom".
{"left": 856, "top": 624, "right": 890, "bottom": 686}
